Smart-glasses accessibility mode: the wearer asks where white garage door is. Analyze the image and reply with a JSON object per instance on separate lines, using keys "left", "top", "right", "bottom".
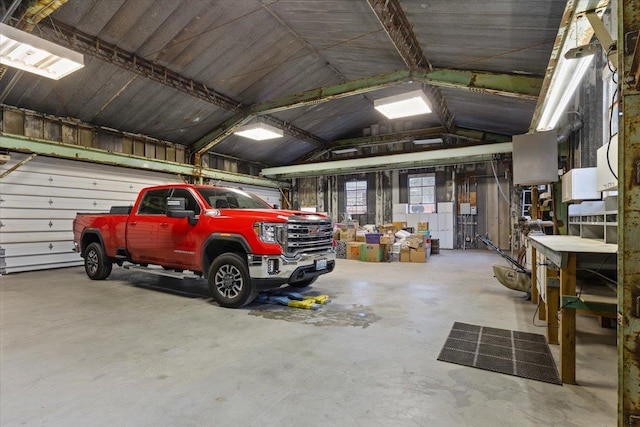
{"left": 0, "top": 154, "right": 180, "bottom": 273}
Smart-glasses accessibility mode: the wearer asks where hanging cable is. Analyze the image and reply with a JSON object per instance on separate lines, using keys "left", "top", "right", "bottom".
{"left": 606, "top": 44, "right": 618, "bottom": 181}
{"left": 490, "top": 159, "right": 510, "bottom": 205}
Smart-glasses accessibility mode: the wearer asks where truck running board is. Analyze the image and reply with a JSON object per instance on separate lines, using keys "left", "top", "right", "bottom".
{"left": 122, "top": 264, "right": 202, "bottom": 280}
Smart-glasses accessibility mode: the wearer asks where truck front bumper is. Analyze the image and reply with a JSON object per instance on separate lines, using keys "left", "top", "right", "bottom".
{"left": 248, "top": 251, "right": 336, "bottom": 289}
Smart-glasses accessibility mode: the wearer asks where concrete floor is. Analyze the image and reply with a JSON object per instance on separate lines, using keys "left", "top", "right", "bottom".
{"left": 1, "top": 250, "right": 616, "bottom": 427}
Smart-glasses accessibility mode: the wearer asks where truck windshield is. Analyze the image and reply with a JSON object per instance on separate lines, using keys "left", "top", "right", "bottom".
{"left": 197, "top": 187, "right": 273, "bottom": 210}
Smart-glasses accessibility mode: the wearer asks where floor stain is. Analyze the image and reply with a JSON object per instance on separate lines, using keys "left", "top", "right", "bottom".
{"left": 248, "top": 303, "right": 380, "bottom": 328}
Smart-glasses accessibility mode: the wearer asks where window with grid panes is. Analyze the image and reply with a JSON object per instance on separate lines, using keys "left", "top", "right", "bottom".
{"left": 408, "top": 174, "right": 436, "bottom": 213}
{"left": 345, "top": 180, "right": 367, "bottom": 215}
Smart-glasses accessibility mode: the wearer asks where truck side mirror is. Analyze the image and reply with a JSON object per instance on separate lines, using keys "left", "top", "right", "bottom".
{"left": 166, "top": 197, "right": 197, "bottom": 225}
{"left": 166, "top": 197, "right": 186, "bottom": 211}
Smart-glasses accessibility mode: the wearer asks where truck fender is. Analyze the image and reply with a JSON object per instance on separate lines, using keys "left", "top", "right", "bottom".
{"left": 80, "top": 229, "right": 106, "bottom": 257}
{"left": 202, "top": 233, "right": 252, "bottom": 274}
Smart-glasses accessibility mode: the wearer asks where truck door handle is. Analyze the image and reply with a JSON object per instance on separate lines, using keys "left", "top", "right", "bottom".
{"left": 160, "top": 222, "right": 169, "bottom": 227}
{"left": 129, "top": 221, "right": 137, "bottom": 226}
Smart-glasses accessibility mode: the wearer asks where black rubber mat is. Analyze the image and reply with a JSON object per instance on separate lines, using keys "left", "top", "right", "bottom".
{"left": 437, "top": 322, "right": 561, "bottom": 385}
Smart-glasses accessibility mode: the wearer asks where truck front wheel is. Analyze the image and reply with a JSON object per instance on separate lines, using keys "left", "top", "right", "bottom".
{"left": 84, "top": 242, "right": 113, "bottom": 280}
{"left": 208, "top": 253, "right": 256, "bottom": 308}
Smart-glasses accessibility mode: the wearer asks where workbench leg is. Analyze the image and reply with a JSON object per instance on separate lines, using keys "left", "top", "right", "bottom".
{"left": 530, "top": 246, "right": 538, "bottom": 305}
{"left": 539, "top": 297, "right": 547, "bottom": 321}
{"left": 559, "top": 253, "right": 577, "bottom": 384}
{"left": 546, "top": 284, "right": 559, "bottom": 345}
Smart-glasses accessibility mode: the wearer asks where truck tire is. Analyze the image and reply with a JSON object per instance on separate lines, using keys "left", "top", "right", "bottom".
{"left": 288, "top": 276, "right": 318, "bottom": 288}
{"left": 208, "top": 253, "right": 257, "bottom": 308}
{"left": 84, "top": 242, "right": 113, "bottom": 280}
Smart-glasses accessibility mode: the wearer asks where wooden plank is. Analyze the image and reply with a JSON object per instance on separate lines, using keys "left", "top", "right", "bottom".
{"left": 529, "top": 235, "right": 617, "bottom": 255}
{"left": 547, "top": 281, "right": 560, "bottom": 345}
{"left": 531, "top": 246, "right": 539, "bottom": 305}
{"left": 560, "top": 253, "right": 577, "bottom": 384}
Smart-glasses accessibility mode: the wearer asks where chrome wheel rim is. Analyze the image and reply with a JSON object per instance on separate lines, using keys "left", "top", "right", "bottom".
{"left": 214, "top": 264, "right": 243, "bottom": 299}
{"left": 86, "top": 250, "right": 98, "bottom": 275}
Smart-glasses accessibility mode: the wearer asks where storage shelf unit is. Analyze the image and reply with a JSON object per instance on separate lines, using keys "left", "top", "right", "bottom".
{"left": 567, "top": 197, "right": 617, "bottom": 244}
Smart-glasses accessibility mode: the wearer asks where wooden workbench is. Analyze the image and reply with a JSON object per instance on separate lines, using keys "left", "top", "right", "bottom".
{"left": 528, "top": 234, "right": 617, "bottom": 384}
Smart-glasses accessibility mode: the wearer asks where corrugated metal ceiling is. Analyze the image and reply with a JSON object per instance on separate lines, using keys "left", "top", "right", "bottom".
{"left": 0, "top": 0, "right": 565, "bottom": 166}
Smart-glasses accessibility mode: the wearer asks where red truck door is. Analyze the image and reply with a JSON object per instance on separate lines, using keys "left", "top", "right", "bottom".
{"left": 156, "top": 188, "right": 202, "bottom": 270}
{"left": 126, "top": 188, "right": 171, "bottom": 263}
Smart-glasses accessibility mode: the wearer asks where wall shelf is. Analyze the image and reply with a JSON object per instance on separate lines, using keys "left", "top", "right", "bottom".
{"left": 567, "top": 197, "right": 617, "bottom": 244}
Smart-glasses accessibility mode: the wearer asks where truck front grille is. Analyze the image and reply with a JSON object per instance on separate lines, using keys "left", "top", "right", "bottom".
{"left": 285, "top": 217, "right": 334, "bottom": 257}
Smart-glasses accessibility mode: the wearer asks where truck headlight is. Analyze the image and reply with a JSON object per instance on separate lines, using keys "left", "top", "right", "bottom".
{"left": 254, "top": 222, "right": 285, "bottom": 244}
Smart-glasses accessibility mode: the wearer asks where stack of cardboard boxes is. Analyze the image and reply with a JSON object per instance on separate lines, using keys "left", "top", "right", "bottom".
{"left": 333, "top": 221, "right": 431, "bottom": 263}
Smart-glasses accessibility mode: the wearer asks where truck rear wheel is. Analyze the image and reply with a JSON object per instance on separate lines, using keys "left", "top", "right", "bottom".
{"left": 84, "top": 242, "right": 112, "bottom": 280}
{"left": 208, "top": 253, "right": 256, "bottom": 308}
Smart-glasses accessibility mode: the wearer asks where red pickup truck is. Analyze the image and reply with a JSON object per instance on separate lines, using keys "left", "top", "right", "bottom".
{"left": 73, "top": 184, "right": 335, "bottom": 308}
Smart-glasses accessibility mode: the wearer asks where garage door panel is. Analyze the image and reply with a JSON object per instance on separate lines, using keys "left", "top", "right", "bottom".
{"left": 0, "top": 194, "right": 130, "bottom": 211}
{"left": 2, "top": 241, "right": 76, "bottom": 257}
{"left": 2, "top": 184, "right": 142, "bottom": 201}
{"left": 1, "top": 218, "right": 76, "bottom": 233}
{"left": 2, "top": 153, "right": 178, "bottom": 184}
{"left": 3, "top": 251, "right": 81, "bottom": 272}
{"left": 1, "top": 173, "right": 149, "bottom": 194}
{"left": 1, "top": 231, "right": 73, "bottom": 245}
{"left": 1, "top": 208, "right": 87, "bottom": 220}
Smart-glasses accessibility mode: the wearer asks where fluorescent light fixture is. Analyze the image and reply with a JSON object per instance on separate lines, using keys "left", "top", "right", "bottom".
{"left": 374, "top": 89, "right": 432, "bottom": 119}
{"left": 262, "top": 142, "right": 513, "bottom": 178}
{"left": 0, "top": 23, "right": 84, "bottom": 80}
{"left": 332, "top": 147, "right": 358, "bottom": 154}
{"left": 413, "top": 138, "right": 442, "bottom": 145}
{"left": 234, "top": 122, "right": 283, "bottom": 140}
{"left": 536, "top": 54, "right": 594, "bottom": 131}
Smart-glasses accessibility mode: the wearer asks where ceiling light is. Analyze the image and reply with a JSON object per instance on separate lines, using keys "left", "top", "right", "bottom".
{"left": 374, "top": 89, "right": 432, "bottom": 119}
{"left": 261, "top": 142, "right": 513, "bottom": 178}
{"left": 332, "top": 147, "right": 358, "bottom": 154}
{"left": 536, "top": 54, "right": 594, "bottom": 131}
{"left": 0, "top": 23, "right": 84, "bottom": 80}
{"left": 413, "top": 138, "right": 442, "bottom": 145}
{"left": 234, "top": 122, "right": 283, "bottom": 140}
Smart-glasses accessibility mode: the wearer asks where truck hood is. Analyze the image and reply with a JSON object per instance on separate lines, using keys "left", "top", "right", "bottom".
{"left": 204, "top": 208, "right": 329, "bottom": 223}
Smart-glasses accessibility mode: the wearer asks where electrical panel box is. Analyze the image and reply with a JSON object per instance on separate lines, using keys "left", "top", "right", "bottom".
{"left": 513, "top": 131, "right": 559, "bottom": 186}
{"left": 459, "top": 203, "right": 471, "bottom": 214}
{"left": 562, "top": 167, "right": 599, "bottom": 202}
{"left": 597, "top": 135, "right": 618, "bottom": 191}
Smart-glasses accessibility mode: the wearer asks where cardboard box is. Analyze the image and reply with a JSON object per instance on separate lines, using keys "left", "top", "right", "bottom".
{"left": 410, "top": 248, "right": 426, "bottom": 263}
{"left": 379, "top": 235, "right": 393, "bottom": 245}
{"left": 333, "top": 230, "right": 341, "bottom": 241}
{"left": 378, "top": 224, "right": 395, "bottom": 234}
{"left": 406, "top": 237, "right": 424, "bottom": 250}
{"left": 393, "top": 221, "right": 408, "bottom": 232}
{"left": 364, "top": 244, "right": 382, "bottom": 262}
{"left": 346, "top": 242, "right": 363, "bottom": 260}
{"left": 340, "top": 229, "right": 355, "bottom": 241}
{"left": 417, "top": 221, "right": 429, "bottom": 231}
{"left": 400, "top": 248, "right": 411, "bottom": 262}
{"left": 380, "top": 243, "right": 391, "bottom": 262}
